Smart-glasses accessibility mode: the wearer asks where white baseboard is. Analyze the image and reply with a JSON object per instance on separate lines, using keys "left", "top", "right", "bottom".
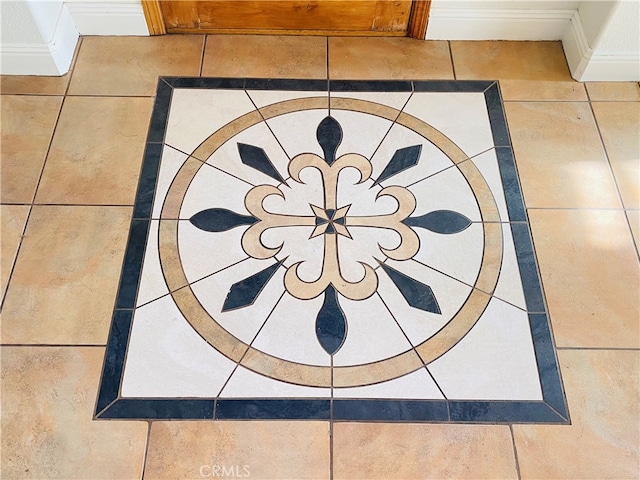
{"left": 66, "top": 1, "right": 149, "bottom": 36}
{"left": 425, "top": 8, "right": 575, "bottom": 40}
{"left": 562, "top": 11, "right": 640, "bottom": 81}
{"left": 0, "top": 4, "right": 79, "bottom": 75}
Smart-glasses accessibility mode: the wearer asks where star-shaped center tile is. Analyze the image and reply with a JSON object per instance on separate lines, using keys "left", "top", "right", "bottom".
{"left": 310, "top": 204, "right": 352, "bottom": 238}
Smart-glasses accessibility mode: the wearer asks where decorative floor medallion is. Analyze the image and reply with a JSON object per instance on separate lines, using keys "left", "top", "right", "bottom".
{"left": 96, "top": 78, "right": 569, "bottom": 423}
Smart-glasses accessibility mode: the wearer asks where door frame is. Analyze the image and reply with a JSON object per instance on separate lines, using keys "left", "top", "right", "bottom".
{"left": 141, "top": 0, "right": 430, "bottom": 38}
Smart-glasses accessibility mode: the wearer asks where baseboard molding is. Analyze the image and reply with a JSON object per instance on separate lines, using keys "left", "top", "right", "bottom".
{"left": 562, "top": 11, "right": 640, "bottom": 81}
{"left": 425, "top": 8, "right": 575, "bottom": 40}
{"left": 0, "top": 4, "right": 78, "bottom": 75}
{"left": 66, "top": 1, "right": 149, "bottom": 36}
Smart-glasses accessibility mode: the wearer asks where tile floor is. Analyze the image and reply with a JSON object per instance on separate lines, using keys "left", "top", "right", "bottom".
{"left": 1, "top": 36, "right": 639, "bottom": 479}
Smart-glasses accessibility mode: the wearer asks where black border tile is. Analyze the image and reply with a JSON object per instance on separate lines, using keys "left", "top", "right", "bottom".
{"left": 330, "top": 80, "right": 413, "bottom": 92}
{"left": 96, "top": 78, "right": 568, "bottom": 424}
{"left": 333, "top": 399, "right": 448, "bottom": 422}
{"left": 495, "top": 146, "right": 527, "bottom": 222}
{"left": 114, "top": 219, "right": 149, "bottom": 310}
{"left": 215, "top": 399, "right": 331, "bottom": 420}
{"left": 413, "top": 80, "right": 493, "bottom": 92}
{"left": 246, "top": 78, "right": 328, "bottom": 91}
{"left": 511, "top": 222, "right": 546, "bottom": 313}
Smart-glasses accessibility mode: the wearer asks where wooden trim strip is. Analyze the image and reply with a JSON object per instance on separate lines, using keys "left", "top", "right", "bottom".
{"left": 407, "top": 0, "right": 431, "bottom": 39}
{"left": 141, "top": 0, "right": 166, "bottom": 35}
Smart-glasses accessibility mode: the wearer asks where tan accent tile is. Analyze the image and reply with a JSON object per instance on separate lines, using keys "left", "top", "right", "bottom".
{"left": 333, "top": 351, "right": 424, "bottom": 388}
{"left": 35, "top": 96, "right": 153, "bottom": 205}
{"left": 505, "top": 102, "right": 621, "bottom": 209}
{"left": 475, "top": 222, "right": 503, "bottom": 294}
{"left": 586, "top": 82, "right": 640, "bottom": 101}
{"left": 1, "top": 95, "right": 62, "bottom": 203}
{"left": 329, "top": 38, "right": 453, "bottom": 80}
{"left": 451, "top": 41, "right": 586, "bottom": 101}
{"left": 514, "top": 350, "right": 639, "bottom": 479}
{"left": 202, "top": 35, "right": 327, "bottom": 79}
{"left": 145, "top": 421, "right": 330, "bottom": 480}
{"left": 627, "top": 209, "right": 640, "bottom": 253}
{"left": 0, "top": 205, "right": 29, "bottom": 298}
{"left": 1, "top": 206, "right": 131, "bottom": 344}
{"left": 592, "top": 102, "right": 640, "bottom": 209}
{"left": 68, "top": 35, "right": 203, "bottom": 96}
{"left": 333, "top": 423, "right": 517, "bottom": 479}
{"left": 529, "top": 209, "right": 639, "bottom": 348}
{"left": 397, "top": 111, "right": 468, "bottom": 164}
{"left": 260, "top": 96, "right": 328, "bottom": 120}
{"left": 0, "top": 347, "right": 147, "bottom": 479}
{"left": 0, "top": 74, "right": 69, "bottom": 95}
{"left": 241, "top": 347, "right": 331, "bottom": 388}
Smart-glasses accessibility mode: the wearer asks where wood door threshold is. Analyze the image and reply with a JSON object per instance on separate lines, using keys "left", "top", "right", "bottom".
{"left": 165, "top": 28, "right": 409, "bottom": 36}
{"left": 146, "top": 0, "right": 430, "bottom": 38}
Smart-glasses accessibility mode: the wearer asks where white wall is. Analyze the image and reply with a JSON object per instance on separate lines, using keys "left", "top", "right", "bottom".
{"left": 563, "top": 0, "right": 640, "bottom": 81}
{"left": 0, "top": 0, "right": 79, "bottom": 75}
{"left": 64, "top": 0, "right": 148, "bottom": 36}
{"left": 426, "top": 0, "right": 581, "bottom": 40}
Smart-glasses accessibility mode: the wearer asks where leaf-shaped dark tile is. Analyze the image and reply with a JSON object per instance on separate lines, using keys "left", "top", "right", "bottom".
{"left": 403, "top": 210, "right": 472, "bottom": 234}
{"left": 316, "top": 116, "right": 343, "bottom": 165}
{"left": 375, "top": 145, "right": 422, "bottom": 184}
{"left": 190, "top": 208, "right": 257, "bottom": 232}
{"left": 379, "top": 263, "right": 441, "bottom": 314}
{"left": 316, "top": 285, "right": 347, "bottom": 355}
{"left": 237, "top": 143, "right": 286, "bottom": 183}
{"left": 222, "top": 260, "right": 283, "bottom": 312}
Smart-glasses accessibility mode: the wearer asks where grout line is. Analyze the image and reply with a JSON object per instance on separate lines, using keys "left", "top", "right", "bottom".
{"left": 199, "top": 35, "right": 207, "bottom": 77}
{"left": 556, "top": 346, "right": 640, "bottom": 351}
{"left": 588, "top": 100, "right": 640, "bottom": 263}
{"left": 0, "top": 83, "right": 68, "bottom": 310}
{"left": 140, "top": 421, "right": 152, "bottom": 480}
{"left": 0, "top": 344, "right": 106, "bottom": 348}
{"left": 448, "top": 40, "right": 457, "bottom": 80}
{"left": 509, "top": 424, "right": 523, "bottom": 480}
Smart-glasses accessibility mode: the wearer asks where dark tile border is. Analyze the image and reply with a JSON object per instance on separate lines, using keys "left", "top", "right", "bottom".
{"left": 95, "top": 78, "right": 569, "bottom": 424}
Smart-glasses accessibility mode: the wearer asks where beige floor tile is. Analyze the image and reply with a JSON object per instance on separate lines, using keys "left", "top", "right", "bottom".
{"left": 68, "top": 35, "right": 203, "bottom": 96}
{"left": 202, "top": 35, "right": 327, "bottom": 79}
{"left": 0, "top": 346, "right": 147, "bottom": 479}
{"left": 0, "top": 74, "right": 69, "bottom": 95}
{"left": 145, "top": 421, "right": 330, "bottom": 479}
{"left": 329, "top": 37, "right": 452, "bottom": 80}
{"left": 505, "top": 102, "right": 621, "bottom": 209}
{"left": 627, "top": 209, "right": 640, "bottom": 254}
{"left": 586, "top": 82, "right": 640, "bottom": 101}
{"left": 1, "top": 206, "right": 131, "bottom": 344}
{"left": 529, "top": 209, "right": 639, "bottom": 348}
{"left": 333, "top": 423, "right": 517, "bottom": 479}
{"left": 0, "top": 205, "right": 30, "bottom": 299}
{"left": 35, "top": 96, "right": 153, "bottom": 205}
{"left": 451, "top": 41, "right": 586, "bottom": 101}
{"left": 1, "top": 95, "right": 62, "bottom": 204}
{"left": 592, "top": 102, "right": 640, "bottom": 209}
{"left": 514, "top": 350, "right": 639, "bottom": 480}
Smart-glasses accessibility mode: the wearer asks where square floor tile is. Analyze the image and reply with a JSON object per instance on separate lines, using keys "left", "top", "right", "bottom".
{"left": 202, "top": 36, "right": 327, "bottom": 79}
{"left": 0, "top": 95, "right": 62, "bottom": 204}
{"left": 451, "top": 41, "right": 586, "bottom": 101}
{"left": 68, "top": 36, "right": 204, "bottom": 96}
{"left": 96, "top": 78, "right": 568, "bottom": 424}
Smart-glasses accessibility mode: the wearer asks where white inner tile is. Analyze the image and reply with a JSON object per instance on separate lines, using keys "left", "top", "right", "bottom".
{"left": 121, "top": 294, "right": 236, "bottom": 398}
{"left": 219, "top": 365, "right": 331, "bottom": 398}
{"left": 428, "top": 297, "right": 543, "bottom": 401}
{"left": 403, "top": 92, "right": 494, "bottom": 158}
{"left": 165, "top": 88, "right": 257, "bottom": 155}
{"left": 333, "top": 367, "right": 444, "bottom": 399}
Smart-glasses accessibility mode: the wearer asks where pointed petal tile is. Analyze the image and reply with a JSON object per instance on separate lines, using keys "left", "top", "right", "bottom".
{"left": 375, "top": 145, "right": 421, "bottom": 184}
{"left": 222, "top": 260, "right": 283, "bottom": 312}
{"left": 316, "top": 116, "right": 343, "bottom": 165}
{"left": 315, "top": 285, "right": 347, "bottom": 355}
{"left": 237, "top": 143, "right": 286, "bottom": 183}
{"left": 190, "top": 208, "right": 257, "bottom": 232}
{"left": 379, "top": 262, "right": 441, "bottom": 314}
{"left": 403, "top": 209, "right": 472, "bottom": 234}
